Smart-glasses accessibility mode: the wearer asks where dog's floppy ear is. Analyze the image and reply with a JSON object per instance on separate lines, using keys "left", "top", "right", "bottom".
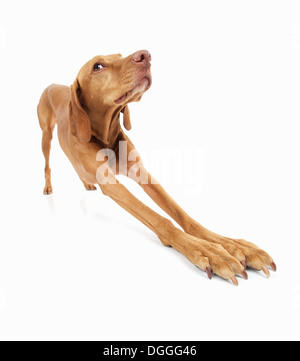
{"left": 69, "top": 80, "right": 91, "bottom": 143}
{"left": 121, "top": 105, "right": 131, "bottom": 131}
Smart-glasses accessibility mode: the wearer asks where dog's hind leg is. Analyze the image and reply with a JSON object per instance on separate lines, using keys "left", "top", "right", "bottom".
{"left": 37, "top": 90, "right": 56, "bottom": 195}
{"left": 41, "top": 129, "right": 54, "bottom": 194}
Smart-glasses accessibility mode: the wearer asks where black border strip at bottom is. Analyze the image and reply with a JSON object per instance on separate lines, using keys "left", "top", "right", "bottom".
{"left": 1, "top": 341, "right": 203, "bottom": 359}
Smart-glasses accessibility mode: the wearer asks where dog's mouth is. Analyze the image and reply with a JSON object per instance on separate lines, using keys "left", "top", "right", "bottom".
{"left": 114, "top": 76, "right": 152, "bottom": 104}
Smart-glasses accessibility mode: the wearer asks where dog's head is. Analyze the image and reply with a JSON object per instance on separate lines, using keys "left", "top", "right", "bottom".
{"left": 69, "top": 50, "right": 152, "bottom": 143}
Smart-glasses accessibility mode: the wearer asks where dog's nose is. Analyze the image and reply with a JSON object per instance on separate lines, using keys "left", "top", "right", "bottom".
{"left": 132, "top": 50, "right": 151, "bottom": 64}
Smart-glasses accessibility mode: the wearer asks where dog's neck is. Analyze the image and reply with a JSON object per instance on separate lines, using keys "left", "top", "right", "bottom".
{"left": 87, "top": 107, "right": 123, "bottom": 148}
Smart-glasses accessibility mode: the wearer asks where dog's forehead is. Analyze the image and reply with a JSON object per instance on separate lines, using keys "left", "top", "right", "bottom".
{"left": 78, "top": 54, "right": 123, "bottom": 79}
{"left": 90, "top": 53, "right": 122, "bottom": 64}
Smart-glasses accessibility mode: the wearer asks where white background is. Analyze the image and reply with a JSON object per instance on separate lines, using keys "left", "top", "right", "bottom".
{"left": 0, "top": 0, "right": 299, "bottom": 341}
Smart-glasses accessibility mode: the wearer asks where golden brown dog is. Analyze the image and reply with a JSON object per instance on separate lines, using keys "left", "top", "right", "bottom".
{"left": 37, "top": 50, "right": 276, "bottom": 285}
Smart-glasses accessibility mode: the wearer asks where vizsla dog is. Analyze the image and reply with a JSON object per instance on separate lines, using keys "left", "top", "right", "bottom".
{"left": 38, "top": 50, "right": 276, "bottom": 285}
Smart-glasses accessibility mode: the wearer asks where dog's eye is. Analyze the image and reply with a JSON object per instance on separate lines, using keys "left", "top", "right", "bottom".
{"left": 93, "top": 63, "right": 106, "bottom": 72}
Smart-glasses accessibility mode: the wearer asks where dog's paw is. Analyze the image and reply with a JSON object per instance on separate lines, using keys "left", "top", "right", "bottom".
{"left": 184, "top": 237, "right": 247, "bottom": 285}
{"left": 196, "top": 234, "right": 277, "bottom": 279}
{"left": 228, "top": 238, "right": 276, "bottom": 276}
{"left": 161, "top": 230, "right": 247, "bottom": 285}
{"left": 43, "top": 185, "right": 53, "bottom": 195}
{"left": 185, "top": 224, "right": 277, "bottom": 281}
{"left": 84, "top": 184, "right": 97, "bottom": 191}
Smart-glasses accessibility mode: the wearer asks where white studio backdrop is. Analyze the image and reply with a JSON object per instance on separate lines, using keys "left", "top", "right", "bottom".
{"left": 0, "top": 0, "right": 299, "bottom": 341}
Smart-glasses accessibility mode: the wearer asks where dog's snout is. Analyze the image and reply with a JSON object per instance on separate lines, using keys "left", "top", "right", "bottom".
{"left": 132, "top": 50, "right": 151, "bottom": 64}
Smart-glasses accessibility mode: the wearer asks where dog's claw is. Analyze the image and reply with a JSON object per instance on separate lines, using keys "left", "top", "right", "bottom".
{"left": 231, "top": 276, "right": 238, "bottom": 286}
{"left": 270, "top": 262, "right": 277, "bottom": 272}
{"left": 206, "top": 267, "right": 213, "bottom": 280}
{"left": 240, "top": 260, "right": 247, "bottom": 269}
{"left": 241, "top": 270, "right": 248, "bottom": 280}
{"left": 261, "top": 266, "right": 270, "bottom": 278}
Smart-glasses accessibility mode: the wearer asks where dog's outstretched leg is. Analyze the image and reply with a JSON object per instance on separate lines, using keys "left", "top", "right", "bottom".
{"left": 119, "top": 138, "right": 276, "bottom": 279}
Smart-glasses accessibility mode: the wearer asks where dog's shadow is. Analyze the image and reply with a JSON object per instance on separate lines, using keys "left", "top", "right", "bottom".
{"left": 79, "top": 192, "right": 158, "bottom": 244}
{"left": 45, "top": 193, "right": 55, "bottom": 216}
{"left": 47, "top": 191, "right": 254, "bottom": 285}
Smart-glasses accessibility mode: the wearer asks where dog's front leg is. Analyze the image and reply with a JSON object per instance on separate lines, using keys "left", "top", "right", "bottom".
{"left": 125, "top": 160, "right": 276, "bottom": 277}
{"left": 96, "top": 163, "right": 245, "bottom": 284}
